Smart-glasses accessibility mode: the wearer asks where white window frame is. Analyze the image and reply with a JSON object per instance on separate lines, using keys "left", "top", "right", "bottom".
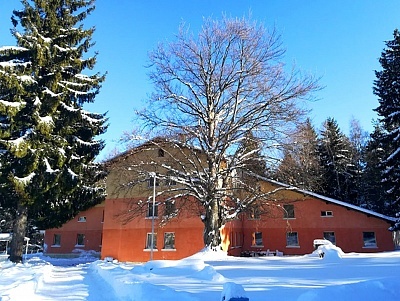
{"left": 286, "top": 232, "right": 299, "bottom": 247}
{"left": 145, "top": 233, "right": 157, "bottom": 250}
{"left": 321, "top": 211, "right": 333, "bottom": 217}
{"left": 163, "top": 232, "right": 176, "bottom": 250}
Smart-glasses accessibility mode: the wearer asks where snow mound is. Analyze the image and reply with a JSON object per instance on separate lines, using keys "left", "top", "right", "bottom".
{"left": 220, "top": 282, "right": 248, "bottom": 301}
{"left": 185, "top": 247, "right": 228, "bottom": 261}
{"left": 192, "top": 265, "right": 225, "bottom": 282}
{"left": 312, "top": 243, "right": 345, "bottom": 262}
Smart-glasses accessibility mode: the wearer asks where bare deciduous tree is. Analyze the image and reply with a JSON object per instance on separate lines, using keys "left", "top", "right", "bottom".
{"left": 127, "top": 16, "right": 319, "bottom": 249}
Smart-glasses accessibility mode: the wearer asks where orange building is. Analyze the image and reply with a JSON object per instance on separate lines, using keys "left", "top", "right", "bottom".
{"left": 223, "top": 180, "right": 396, "bottom": 257}
{"left": 43, "top": 142, "right": 398, "bottom": 261}
{"left": 44, "top": 203, "right": 105, "bottom": 254}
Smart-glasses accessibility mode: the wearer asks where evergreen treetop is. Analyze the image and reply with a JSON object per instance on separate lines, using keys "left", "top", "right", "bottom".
{"left": 373, "top": 29, "right": 400, "bottom": 214}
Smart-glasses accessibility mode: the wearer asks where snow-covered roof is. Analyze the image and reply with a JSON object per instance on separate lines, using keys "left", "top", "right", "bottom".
{"left": 261, "top": 178, "right": 397, "bottom": 223}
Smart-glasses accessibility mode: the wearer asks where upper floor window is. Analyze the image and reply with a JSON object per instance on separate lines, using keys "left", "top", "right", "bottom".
{"left": 283, "top": 204, "right": 295, "bottom": 219}
{"left": 78, "top": 216, "right": 86, "bottom": 222}
{"left": 164, "top": 200, "right": 176, "bottom": 216}
{"left": 147, "top": 202, "right": 158, "bottom": 217}
{"left": 165, "top": 171, "right": 177, "bottom": 186}
{"left": 248, "top": 206, "right": 261, "bottom": 220}
{"left": 148, "top": 176, "right": 159, "bottom": 188}
{"left": 321, "top": 211, "right": 333, "bottom": 217}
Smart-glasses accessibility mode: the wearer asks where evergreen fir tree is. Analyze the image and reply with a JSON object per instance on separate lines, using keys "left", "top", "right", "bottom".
{"left": 362, "top": 123, "right": 390, "bottom": 214}
{"left": 0, "top": 0, "right": 107, "bottom": 262}
{"left": 373, "top": 29, "right": 400, "bottom": 216}
{"left": 318, "top": 118, "right": 357, "bottom": 203}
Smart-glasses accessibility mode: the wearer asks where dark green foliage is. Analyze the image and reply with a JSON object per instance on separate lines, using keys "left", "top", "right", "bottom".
{"left": 0, "top": 0, "right": 107, "bottom": 262}
{"left": 362, "top": 123, "right": 390, "bottom": 214}
{"left": 318, "top": 118, "right": 357, "bottom": 203}
{"left": 372, "top": 29, "right": 400, "bottom": 215}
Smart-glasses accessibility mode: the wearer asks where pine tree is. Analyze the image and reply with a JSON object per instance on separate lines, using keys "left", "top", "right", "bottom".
{"left": 373, "top": 29, "right": 400, "bottom": 217}
{"left": 0, "top": 0, "right": 107, "bottom": 262}
{"left": 318, "top": 118, "right": 357, "bottom": 203}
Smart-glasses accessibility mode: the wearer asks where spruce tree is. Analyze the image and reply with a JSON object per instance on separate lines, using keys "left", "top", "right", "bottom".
{"left": 373, "top": 29, "right": 400, "bottom": 216}
{"left": 362, "top": 123, "right": 390, "bottom": 214}
{"left": 0, "top": 0, "right": 107, "bottom": 262}
{"left": 318, "top": 118, "right": 357, "bottom": 203}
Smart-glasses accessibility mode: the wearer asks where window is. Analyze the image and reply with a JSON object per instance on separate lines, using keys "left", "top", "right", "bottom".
{"left": 230, "top": 232, "right": 243, "bottom": 248}
{"left": 53, "top": 234, "right": 61, "bottom": 246}
{"left": 363, "top": 232, "right": 377, "bottom": 248}
{"left": 164, "top": 200, "right": 176, "bottom": 216}
{"left": 146, "top": 233, "right": 157, "bottom": 249}
{"left": 158, "top": 149, "right": 165, "bottom": 157}
{"left": 148, "top": 176, "right": 159, "bottom": 188}
{"left": 283, "top": 204, "right": 295, "bottom": 219}
{"left": 286, "top": 232, "right": 299, "bottom": 247}
{"left": 76, "top": 234, "right": 85, "bottom": 246}
{"left": 165, "top": 171, "right": 177, "bottom": 186}
{"left": 252, "top": 232, "right": 263, "bottom": 247}
{"left": 323, "top": 231, "right": 336, "bottom": 245}
{"left": 78, "top": 216, "right": 86, "bottom": 222}
{"left": 163, "top": 232, "right": 175, "bottom": 249}
{"left": 321, "top": 211, "right": 333, "bottom": 217}
{"left": 248, "top": 206, "right": 261, "bottom": 220}
{"left": 147, "top": 202, "right": 158, "bottom": 217}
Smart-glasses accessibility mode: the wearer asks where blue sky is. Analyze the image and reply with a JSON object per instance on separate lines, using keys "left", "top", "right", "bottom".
{"left": 1, "top": 0, "right": 399, "bottom": 160}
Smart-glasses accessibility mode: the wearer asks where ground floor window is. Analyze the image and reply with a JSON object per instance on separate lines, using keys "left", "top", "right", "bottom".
{"left": 286, "top": 232, "right": 299, "bottom": 247}
{"left": 53, "top": 234, "right": 61, "bottom": 246}
{"left": 363, "top": 232, "right": 377, "bottom": 248}
{"left": 146, "top": 233, "right": 157, "bottom": 249}
{"left": 76, "top": 234, "right": 85, "bottom": 246}
{"left": 230, "top": 231, "right": 243, "bottom": 248}
{"left": 252, "top": 232, "right": 263, "bottom": 247}
{"left": 323, "top": 231, "right": 336, "bottom": 245}
{"left": 163, "top": 232, "right": 175, "bottom": 249}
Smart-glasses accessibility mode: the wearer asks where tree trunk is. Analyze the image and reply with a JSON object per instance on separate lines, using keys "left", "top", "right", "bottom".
{"left": 9, "top": 200, "right": 28, "bottom": 263}
{"left": 203, "top": 199, "right": 222, "bottom": 249}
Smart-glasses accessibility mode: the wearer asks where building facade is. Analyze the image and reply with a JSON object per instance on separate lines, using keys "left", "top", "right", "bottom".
{"left": 43, "top": 142, "right": 397, "bottom": 261}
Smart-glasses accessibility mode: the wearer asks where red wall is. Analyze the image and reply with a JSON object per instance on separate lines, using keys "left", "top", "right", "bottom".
{"left": 44, "top": 195, "right": 395, "bottom": 261}
{"left": 44, "top": 204, "right": 104, "bottom": 254}
{"left": 224, "top": 198, "right": 394, "bottom": 256}
{"left": 101, "top": 198, "right": 205, "bottom": 262}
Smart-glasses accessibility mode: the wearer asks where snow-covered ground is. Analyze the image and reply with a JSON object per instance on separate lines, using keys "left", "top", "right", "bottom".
{"left": 1, "top": 245, "right": 400, "bottom": 301}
